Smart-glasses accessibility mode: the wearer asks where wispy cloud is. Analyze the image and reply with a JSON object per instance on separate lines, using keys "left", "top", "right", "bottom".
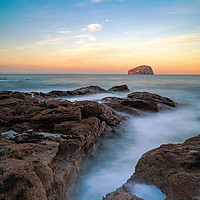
{"left": 88, "top": 23, "right": 102, "bottom": 32}
{"left": 149, "top": 33, "right": 200, "bottom": 45}
{"left": 90, "top": 0, "right": 104, "bottom": 3}
{"left": 16, "top": 36, "right": 65, "bottom": 50}
{"left": 56, "top": 29, "right": 71, "bottom": 34}
{"left": 73, "top": 34, "right": 96, "bottom": 44}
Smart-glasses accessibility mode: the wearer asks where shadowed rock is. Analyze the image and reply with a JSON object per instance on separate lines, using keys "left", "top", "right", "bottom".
{"left": 102, "top": 92, "right": 176, "bottom": 113}
{"left": 128, "top": 92, "right": 176, "bottom": 107}
{"left": 103, "top": 192, "right": 143, "bottom": 200}
{"left": 76, "top": 101, "right": 125, "bottom": 126}
{"left": 103, "top": 103, "right": 141, "bottom": 116}
{"left": 108, "top": 85, "right": 130, "bottom": 92}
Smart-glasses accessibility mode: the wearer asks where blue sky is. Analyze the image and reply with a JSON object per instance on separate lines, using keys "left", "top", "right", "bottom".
{"left": 0, "top": 0, "right": 200, "bottom": 73}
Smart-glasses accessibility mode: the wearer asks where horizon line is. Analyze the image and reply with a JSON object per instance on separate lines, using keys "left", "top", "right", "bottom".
{"left": 0, "top": 73, "right": 200, "bottom": 75}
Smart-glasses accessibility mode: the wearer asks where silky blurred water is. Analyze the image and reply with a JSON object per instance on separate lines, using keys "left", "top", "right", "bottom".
{"left": 1, "top": 74, "right": 200, "bottom": 200}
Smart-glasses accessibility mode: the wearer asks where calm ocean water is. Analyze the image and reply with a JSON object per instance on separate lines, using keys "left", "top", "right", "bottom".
{"left": 1, "top": 74, "right": 200, "bottom": 200}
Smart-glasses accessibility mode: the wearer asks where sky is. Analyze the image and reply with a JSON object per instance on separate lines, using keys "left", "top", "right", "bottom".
{"left": 0, "top": 0, "right": 200, "bottom": 74}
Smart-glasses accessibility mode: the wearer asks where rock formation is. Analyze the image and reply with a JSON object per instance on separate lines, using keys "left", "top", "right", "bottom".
{"left": 103, "top": 192, "right": 142, "bottom": 200}
{"left": 108, "top": 85, "right": 130, "bottom": 92}
{"left": 17, "top": 85, "right": 130, "bottom": 101}
{"left": 128, "top": 65, "right": 154, "bottom": 75}
{"left": 102, "top": 91, "right": 176, "bottom": 115}
{"left": 0, "top": 86, "right": 178, "bottom": 200}
{"left": 103, "top": 135, "right": 200, "bottom": 200}
{"left": 0, "top": 91, "right": 124, "bottom": 200}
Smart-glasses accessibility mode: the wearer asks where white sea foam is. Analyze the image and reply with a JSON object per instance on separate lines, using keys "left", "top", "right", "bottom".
{"left": 64, "top": 92, "right": 128, "bottom": 102}
{"left": 79, "top": 106, "right": 200, "bottom": 200}
{"left": 131, "top": 183, "right": 166, "bottom": 200}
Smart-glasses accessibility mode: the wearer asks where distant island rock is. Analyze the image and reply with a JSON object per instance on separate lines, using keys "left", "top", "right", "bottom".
{"left": 128, "top": 65, "right": 154, "bottom": 75}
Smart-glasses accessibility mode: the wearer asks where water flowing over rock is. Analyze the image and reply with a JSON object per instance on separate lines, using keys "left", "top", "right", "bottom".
{"left": 128, "top": 65, "right": 154, "bottom": 75}
{"left": 31, "top": 85, "right": 107, "bottom": 100}
{"left": 0, "top": 87, "right": 177, "bottom": 200}
{"left": 16, "top": 85, "right": 131, "bottom": 101}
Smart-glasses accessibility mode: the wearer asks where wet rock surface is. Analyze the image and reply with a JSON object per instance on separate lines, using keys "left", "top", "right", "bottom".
{"left": 130, "top": 135, "right": 200, "bottom": 200}
{"left": 32, "top": 85, "right": 107, "bottom": 100}
{"left": 0, "top": 90, "right": 124, "bottom": 200}
{"left": 0, "top": 87, "right": 177, "bottom": 200}
{"left": 108, "top": 85, "right": 130, "bottom": 92}
{"left": 103, "top": 192, "right": 142, "bottom": 200}
{"left": 104, "top": 135, "right": 200, "bottom": 200}
{"left": 102, "top": 91, "right": 176, "bottom": 114}
{"left": 128, "top": 92, "right": 177, "bottom": 108}
{"left": 24, "top": 85, "right": 130, "bottom": 100}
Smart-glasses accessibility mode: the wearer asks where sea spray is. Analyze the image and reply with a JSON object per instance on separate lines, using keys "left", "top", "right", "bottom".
{"left": 79, "top": 106, "right": 200, "bottom": 200}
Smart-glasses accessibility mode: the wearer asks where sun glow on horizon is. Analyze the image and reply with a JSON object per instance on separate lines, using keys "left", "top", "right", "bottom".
{"left": 0, "top": 0, "right": 200, "bottom": 74}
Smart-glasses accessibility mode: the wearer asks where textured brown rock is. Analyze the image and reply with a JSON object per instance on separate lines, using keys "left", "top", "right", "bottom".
{"left": 76, "top": 101, "right": 125, "bottom": 126}
{"left": 108, "top": 85, "right": 130, "bottom": 92}
{"left": 128, "top": 65, "right": 154, "bottom": 75}
{"left": 0, "top": 89, "right": 177, "bottom": 200}
{"left": 72, "top": 85, "right": 106, "bottom": 95}
{"left": 43, "top": 85, "right": 106, "bottom": 99}
{"left": 103, "top": 102, "right": 141, "bottom": 116}
{"left": 102, "top": 97, "right": 142, "bottom": 115}
{"left": 104, "top": 192, "right": 143, "bottom": 200}
{"left": 120, "top": 99, "right": 159, "bottom": 112}
{"left": 128, "top": 135, "right": 200, "bottom": 200}
{"left": 128, "top": 92, "right": 176, "bottom": 107}
{"left": 0, "top": 91, "right": 124, "bottom": 200}
{"left": 102, "top": 92, "right": 176, "bottom": 113}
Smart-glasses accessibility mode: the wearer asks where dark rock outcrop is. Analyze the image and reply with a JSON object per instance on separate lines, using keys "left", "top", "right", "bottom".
{"left": 108, "top": 85, "right": 130, "bottom": 92}
{"left": 103, "top": 103, "right": 141, "bottom": 116}
{"left": 104, "top": 135, "right": 200, "bottom": 200}
{"left": 128, "top": 92, "right": 176, "bottom": 108}
{"left": 0, "top": 91, "right": 124, "bottom": 200}
{"left": 28, "top": 85, "right": 107, "bottom": 100}
{"left": 102, "top": 92, "right": 176, "bottom": 114}
{"left": 103, "top": 192, "right": 142, "bottom": 200}
{"left": 76, "top": 101, "right": 125, "bottom": 126}
{"left": 128, "top": 65, "right": 154, "bottom": 75}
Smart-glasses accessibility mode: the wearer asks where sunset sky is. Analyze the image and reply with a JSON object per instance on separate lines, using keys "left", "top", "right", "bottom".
{"left": 0, "top": 0, "right": 200, "bottom": 74}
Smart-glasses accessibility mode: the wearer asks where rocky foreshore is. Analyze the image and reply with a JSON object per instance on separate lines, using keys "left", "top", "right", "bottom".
{"left": 0, "top": 85, "right": 179, "bottom": 200}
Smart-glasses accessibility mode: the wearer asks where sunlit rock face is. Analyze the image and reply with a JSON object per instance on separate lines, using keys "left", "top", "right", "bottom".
{"left": 128, "top": 65, "right": 154, "bottom": 75}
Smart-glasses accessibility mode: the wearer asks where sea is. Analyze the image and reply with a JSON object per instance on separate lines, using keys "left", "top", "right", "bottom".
{"left": 0, "top": 74, "right": 200, "bottom": 200}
